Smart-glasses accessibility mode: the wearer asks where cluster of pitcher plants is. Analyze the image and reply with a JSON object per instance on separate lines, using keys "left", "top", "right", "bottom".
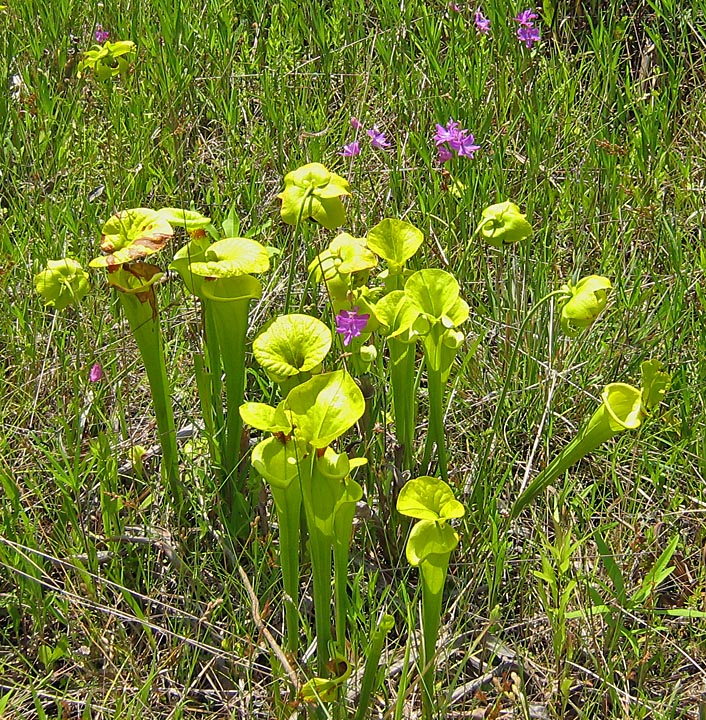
{"left": 35, "top": 161, "right": 670, "bottom": 716}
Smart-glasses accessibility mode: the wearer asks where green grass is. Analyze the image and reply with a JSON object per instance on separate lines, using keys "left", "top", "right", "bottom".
{"left": 2, "top": 0, "right": 706, "bottom": 717}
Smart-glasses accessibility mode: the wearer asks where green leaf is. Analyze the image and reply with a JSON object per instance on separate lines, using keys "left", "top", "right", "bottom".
{"left": 405, "top": 520, "right": 459, "bottom": 566}
{"left": 366, "top": 218, "right": 424, "bottom": 270}
{"left": 316, "top": 447, "right": 351, "bottom": 479}
{"left": 374, "top": 290, "right": 419, "bottom": 339}
{"left": 169, "top": 235, "right": 210, "bottom": 295}
{"left": 640, "top": 359, "right": 671, "bottom": 411}
{"left": 661, "top": 608, "right": 706, "bottom": 618}
{"left": 239, "top": 402, "right": 292, "bottom": 434}
{"left": 105, "top": 263, "right": 163, "bottom": 296}
{"left": 253, "top": 314, "right": 331, "bottom": 379}
{"left": 285, "top": 370, "right": 365, "bottom": 448}
{"left": 156, "top": 207, "right": 211, "bottom": 230}
{"left": 34, "top": 258, "right": 90, "bottom": 310}
{"left": 631, "top": 534, "right": 678, "bottom": 605}
{"left": 251, "top": 436, "right": 307, "bottom": 489}
{"left": 199, "top": 275, "right": 263, "bottom": 302}
{"left": 299, "top": 655, "right": 352, "bottom": 703}
{"left": 396, "top": 476, "right": 465, "bottom": 521}
{"left": 404, "top": 269, "right": 468, "bottom": 326}
{"left": 188, "top": 237, "right": 270, "bottom": 277}
{"left": 595, "top": 530, "right": 626, "bottom": 605}
{"left": 91, "top": 208, "right": 173, "bottom": 267}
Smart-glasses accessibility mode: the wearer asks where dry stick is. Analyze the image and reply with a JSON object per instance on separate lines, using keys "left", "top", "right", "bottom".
{"left": 236, "top": 564, "right": 300, "bottom": 691}
{"left": 448, "top": 660, "right": 515, "bottom": 706}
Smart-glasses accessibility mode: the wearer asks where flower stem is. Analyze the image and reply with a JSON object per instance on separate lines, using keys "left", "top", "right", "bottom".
{"left": 284, "top": 188, "right": 314, "bottom": 314}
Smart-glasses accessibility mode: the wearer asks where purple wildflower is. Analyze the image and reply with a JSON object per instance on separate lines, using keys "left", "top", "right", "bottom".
{"left": 335, "top": 307, "right": 370, "bottom": 346}
{"left": 438, "top": 145, "right": 454, "bottom": 163}
{"left": 474, "top": 9, "right": 491, "bottom": 34}
{"left": 340, "top": 141, "right": 361, "bottom": 157}
{"left": 94, "top": 25, "right": 110, "bottom": 43}
{"left": 514, "top": 8, "right": 538, "bottom": 26}
{"left": 449, "top": 2, "right": 462, "bottom": 11}
{"left": 434, "top": 119, "right": 480, "bottom": 161}
{"left": 434, "top": 119, "right": 461, "bottom": 146}
{"left": 455, "top": 133, "right": 481, "bottom": 157}
{"left": 89, "top": 363, "right": 104, "bottom": 382}
{"left": 367, "top": 125, "right": 390, "bottom": 149}
{"left": 517, "top": 24, "right": 540, "bottom": 48}
{"left": 350, "top": 117, "right": 363, "bottom": 130}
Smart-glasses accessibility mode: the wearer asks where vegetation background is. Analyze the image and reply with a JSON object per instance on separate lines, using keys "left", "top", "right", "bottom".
{"left": 1, "top": 0, "right": 705, "bottom": 717}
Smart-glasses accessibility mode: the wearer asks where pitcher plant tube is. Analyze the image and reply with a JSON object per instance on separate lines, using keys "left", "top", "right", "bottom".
{"left": 397, "top": 476, "right": 465, "bottom": 718}
{"left": 98, "top": 261, "right": 182, "bottom": 506}
{"left": 374, "top": 289, "right": 422, "bottom": 472}
{"left": 403, "top": 269, "right": 468, "bottom": 479}
{"left": 171, "top": 232, "right": 270, "bottom": 531}
{"left": 240, "top": 405, "right": 307, "bottom": 654}
{"left": 241, "top": 369, "right": 366, "bottom": 671}
{"left": 375, "top": 269, "right": 468, "bottom": 478}
{"left": 511, "top": 360, "right": 671, "bottom": 518}
{"left": 89, "top": 207, "right": 210, "bottom": 512}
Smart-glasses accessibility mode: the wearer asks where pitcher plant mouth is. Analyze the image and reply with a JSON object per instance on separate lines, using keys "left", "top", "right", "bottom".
{"left": 512, "top": 360, "right": 670, "bottom": 520}
{"left": 601, "top": 383, "right": 644, "bottom": 431}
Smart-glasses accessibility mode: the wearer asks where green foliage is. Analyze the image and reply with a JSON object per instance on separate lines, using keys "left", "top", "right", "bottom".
{"left": 365, "top": 218, "right": 425, "bottom": 275}
{"left": 90, "top": 208, "right": 173, "bottom": 267}
{"left": 6, "top": 1, "right": 706, "bottom": 718}
{"left": 397, "top": 476, "right": 465, "bottom": 718}
{"left": 475, "top": 200, "right": 533, "bottom": 248}
{"left": 33, "top": 258, "right": 90, "bottom": 310}
{"left": 77, "top": 40, "right": 135, "bottom": 80}
{"left": 277, "top": 162, "right": 351, "bottom": 229}
{"left": 396, "top": 474, "right": 465, "bottom": 522}
{"left": 252, "top": 313, "right": 331, "bottom": 385}
{"left": 559, "top": 274, "right": 612, "bottom": 336}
